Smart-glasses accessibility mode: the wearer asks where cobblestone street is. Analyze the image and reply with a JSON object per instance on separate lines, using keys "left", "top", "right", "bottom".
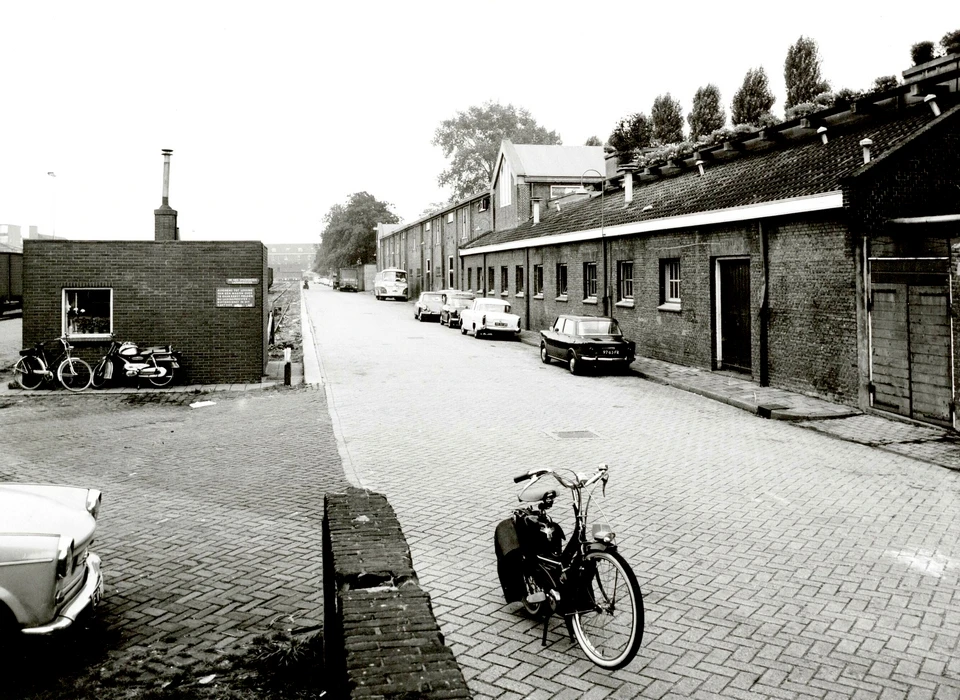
{"left": 306, "top": 285, "right": 960, "bottom": 699}
{"left": 0, "top": 386, "right": 347, "bottom": 692}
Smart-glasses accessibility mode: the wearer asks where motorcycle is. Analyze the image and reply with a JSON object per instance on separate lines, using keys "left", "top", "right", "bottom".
{"left": 90, "top": 337, "right": 182, "bottom": 388}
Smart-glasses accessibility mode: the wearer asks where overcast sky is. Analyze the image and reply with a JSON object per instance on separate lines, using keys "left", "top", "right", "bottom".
{"left": 0, "top": 2, "right": 952, "bottom": 244}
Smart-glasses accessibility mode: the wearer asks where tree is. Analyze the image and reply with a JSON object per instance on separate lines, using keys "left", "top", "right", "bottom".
{"left": 584, "top": 135, "right": 603, "bottom": 146}
{"left": 731, "top": 67, "right": 776, "bottom": 127}
{"left": 688, "top": 84, "right": 726, "bottom": 140}
{"left": 432, "top": 102, "right": 561, "bottom": 201}
{"left": 315, "top": 192, "right": 398, "bottom": 272}
{"left": 941, "top": 29, "right": 960, "bottom": 56}
{"left": 911, "top": 41, "right": 936, "bottom": 65}
{"left": 872, "top": 75, "right": 899, "bottom": 92}
{"left": 608, "top": 113, "right": 652, "bottom": 155}
{"left": 651, "top": 93, "right": 684, "bottom": 144}
{"left": 784, "top": 37, "right": 830, "bottom": 109}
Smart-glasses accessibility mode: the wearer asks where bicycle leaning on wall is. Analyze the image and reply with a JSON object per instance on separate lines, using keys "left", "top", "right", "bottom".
{"left": 13, "top": 336, "right": 93, "bottom": 392}
{"left": 495, "top": 463, "right": 644, "bottom": 670}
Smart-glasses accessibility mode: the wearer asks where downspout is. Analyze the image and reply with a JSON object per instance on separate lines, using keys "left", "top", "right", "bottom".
{"left": 759, "top": 220, "right": 769, "bottom": 386}
{"left": 482, "top": 253, "right": 487, "bottom": 297}
{"left": 525, "top": 247, "right": 531, "bottom": 329}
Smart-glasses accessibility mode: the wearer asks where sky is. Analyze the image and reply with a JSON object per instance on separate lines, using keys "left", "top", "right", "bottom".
{"left": 0, "top": 2, "right": 953, "bottom": 245}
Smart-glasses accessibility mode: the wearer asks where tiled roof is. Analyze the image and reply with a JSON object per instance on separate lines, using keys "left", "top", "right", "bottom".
{"left": 465, "top": 105, "right": 940, "bottom": 250}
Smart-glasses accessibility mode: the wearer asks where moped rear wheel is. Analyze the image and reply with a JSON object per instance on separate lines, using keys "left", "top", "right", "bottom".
{"left": 58, "top": 357, "right": 92, "bottom": 392}
{"left": 149, "top": 365, "right": 175, "bottom": 387}
{"left": 569, "top": 549, "right": 643, "bottom": 670}
{"left": 90, "top": 359, "right": 110, "bottom": 389}
{"left": 14, "top": 356, "right": 44, "bottom": 390}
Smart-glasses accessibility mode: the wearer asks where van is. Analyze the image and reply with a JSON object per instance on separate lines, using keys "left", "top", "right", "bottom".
{"left": 374, "top": 268, "right": 408, "bottom": 301}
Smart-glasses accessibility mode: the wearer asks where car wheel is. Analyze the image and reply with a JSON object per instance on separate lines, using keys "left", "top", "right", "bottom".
{"left": 419, "top": 312, "right": 427, "bottom": 322}
{"left": 473, "top": 325, "right": 482, "bottom": 339}
{"left": 568, "top": 351, "right": 580, "bottom": 375}
{"left": 460, "top": 324, "right": 467, "bottom": 335}
{"left": 540, "top": 343, "right": 551, "bottom": 364}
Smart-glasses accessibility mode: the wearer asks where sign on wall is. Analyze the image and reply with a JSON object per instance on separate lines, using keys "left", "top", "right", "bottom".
{"left": 216, "top": 287, "right": 255, "bottom": 307}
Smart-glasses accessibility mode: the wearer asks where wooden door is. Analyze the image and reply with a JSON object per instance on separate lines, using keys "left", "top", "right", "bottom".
{"left": 718, "top": 259, "right": 752, "bottom": 372}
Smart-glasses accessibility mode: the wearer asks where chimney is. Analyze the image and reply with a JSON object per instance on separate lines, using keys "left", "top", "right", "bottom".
{"left": 532, "top": 198, "right": 541, "bottom": 224}
{"left": 860, "top": 138, "right": 873, "bottom": 164}
{"left": 925, "top": 94, "right": 941, "bottom": 116}
{"left": 624, "top": 171, "right": 633, "bottom": 204}
{"left": 154, "top": 148, "right": 179, "bottom": 241}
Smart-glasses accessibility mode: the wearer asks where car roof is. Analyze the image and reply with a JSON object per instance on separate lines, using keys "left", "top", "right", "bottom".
{"left": 557, "top": 315, "right": 614, "bottom": 322}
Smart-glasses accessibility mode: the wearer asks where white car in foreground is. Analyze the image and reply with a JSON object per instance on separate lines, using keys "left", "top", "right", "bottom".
{"left": 460, "top": 298, "right": 521, "bottom": 339}
{"left": 0, "top": 483, "right": 104, "bottom": 637}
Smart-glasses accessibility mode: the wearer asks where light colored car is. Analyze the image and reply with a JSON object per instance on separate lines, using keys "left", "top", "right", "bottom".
{"left": 439, "top": 291, "right": 476, "bottom": 328}
{"left": 414, "top": 291, "right": 446, "bottom": 321}
{"left": 460, "top": 298, "right": 522, "bottom": 339}
{"left": 374, "top": 268, "right": 408, "bottom": 301}
{"left": 0, "top": 483, "right": 104, "bottom": 636}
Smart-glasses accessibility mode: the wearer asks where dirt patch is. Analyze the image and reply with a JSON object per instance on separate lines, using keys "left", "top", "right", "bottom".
{"left": 268, "top": 282, "right": 303, "bottom": 365}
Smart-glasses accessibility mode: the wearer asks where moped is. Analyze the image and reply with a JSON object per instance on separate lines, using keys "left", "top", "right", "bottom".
{"left": 90, "top": 337, "right": 182, "bottom": 388}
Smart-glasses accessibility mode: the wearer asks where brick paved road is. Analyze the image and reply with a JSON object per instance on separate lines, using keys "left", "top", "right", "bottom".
{"left": 305, "top": 285, "right": 960, "bottom": 699}
{"left": 0, "top": 386, "right": 347, "bottom": 690}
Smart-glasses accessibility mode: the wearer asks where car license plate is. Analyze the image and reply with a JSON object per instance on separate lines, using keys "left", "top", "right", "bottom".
{"left": 494, "top": 322, "right": 507, "bottom": 327}
{"left": 603, "top": 349, "right": 618, "bottom": 356}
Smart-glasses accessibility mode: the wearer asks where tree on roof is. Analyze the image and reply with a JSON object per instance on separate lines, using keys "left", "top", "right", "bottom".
{"left": 732, "top": 67, "right": 776, "bottom": 127}
{"left": 584, "top": 135, "right": 603, "bottom": 146}
{"left": 608, "top": 113, "right": 652, "bottom": 157}
{"left": 315, "top": 192, "right": 398, "bottom": 272}
{"left": 432, "top": 102, "right": 561, "bottom": 201}
{"left": 651, "top": 93, "right": 684, "bottom": 145}
{"left": 688, "top": 84, "right": 726, "bottom": 140}
{"left": 784, "top": 37, "right": 831, "bottom": 109}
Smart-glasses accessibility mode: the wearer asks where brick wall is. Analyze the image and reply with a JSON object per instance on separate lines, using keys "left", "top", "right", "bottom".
{"left": 323, "top": 488, "right": 470, "bottom": 699}
{"left": 23, "top": 240, "right": 268, "bottom": 384}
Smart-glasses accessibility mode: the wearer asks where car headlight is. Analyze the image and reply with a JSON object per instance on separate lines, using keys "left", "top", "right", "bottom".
{"left": 86, "top": 489, "right": 102, "bottom": 519}
{"left": 57, "top": 539, "right": 75, "bottom": 579}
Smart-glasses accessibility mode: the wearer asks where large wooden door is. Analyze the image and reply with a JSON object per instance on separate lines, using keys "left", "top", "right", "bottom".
{"left": 870, "top": 262, "right": 953, "bottom": 427}
{"left": 717, "top": 259, "right": 752, "bottom": 372}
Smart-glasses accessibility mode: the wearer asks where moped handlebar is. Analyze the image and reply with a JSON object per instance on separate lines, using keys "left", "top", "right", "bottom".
{"left": 513, "top": 464, "right": 609, "bottom": 490}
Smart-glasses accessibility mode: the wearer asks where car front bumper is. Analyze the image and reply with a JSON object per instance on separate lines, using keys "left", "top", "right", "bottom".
{"left": 22, "top": 553, "right": 103, "bottom": 635}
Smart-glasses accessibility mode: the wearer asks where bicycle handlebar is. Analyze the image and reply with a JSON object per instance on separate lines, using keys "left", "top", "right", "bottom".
{"left": 514, "top": 464, "right": 608, "bottom": 490}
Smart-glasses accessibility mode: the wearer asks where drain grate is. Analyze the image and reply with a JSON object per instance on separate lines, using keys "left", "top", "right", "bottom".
{"left": 551, "top": 430, "right": 599, "bottom": 440}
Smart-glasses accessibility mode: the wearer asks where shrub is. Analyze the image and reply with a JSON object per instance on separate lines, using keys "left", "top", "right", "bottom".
{"left": 784, "top": 102, "right": 818, "bottom": 121}
{"left": 872, "top": 75, "right": 899, "bottom": 93}
{"left": 911, "top": 41, "right": 936, "bottom": 65}
{"left": 941, "top": 29, "right": 960, "bottom": 56}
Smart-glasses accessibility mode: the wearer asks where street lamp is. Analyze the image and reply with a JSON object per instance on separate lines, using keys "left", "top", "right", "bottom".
{"left": 580, "top": 169, "right": 607, "bottom": 315}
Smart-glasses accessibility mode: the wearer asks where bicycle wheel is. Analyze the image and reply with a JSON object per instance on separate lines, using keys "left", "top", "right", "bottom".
{"left": 90, "top": 359, "right": 110, "bottom": 389}
{"left": 569, "top": 549, "right": 643, "bottom": 670}
{"left": 58, "top": 357, "right": 92, "bottom": 392}
{"left": 149, "top": 364, "right": 175, "bottom": 387}
{"left": 13, "top": 356, "right": 44, "bottom": 390}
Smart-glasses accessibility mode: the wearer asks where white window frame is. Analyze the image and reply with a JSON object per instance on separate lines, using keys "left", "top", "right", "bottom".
{"left": 533, "top": 264, "right": 544, "bottom": 297}
{"left": 447, "top": 212, "right": 454, "bottom": 224}
{"left": 460, "top": 209, "right": 468, "bottom": 240}
{"left": 617, "top": 260, "right": 635, "bottom": 306}
{"left": 63, "top": 287, "right": 113, "bottom": 339}
{"left": 583, "top": 262, "right": 598, "bottom": 301}
{"left": 556, "top": 263, "right": 568, "bottom": 300}
{"left": 659, "top": 259, "right": 681, "bottom": 311}
{"left": 448, "top": 256, "right": 455, "bottom": 288}
{"left": 550, "top": 185, "right": 581, "bottom": 199}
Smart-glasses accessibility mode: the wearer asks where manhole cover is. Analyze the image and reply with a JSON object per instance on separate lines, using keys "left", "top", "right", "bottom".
{"left": 550, "top": 430, "right": 599, "bottom": 440}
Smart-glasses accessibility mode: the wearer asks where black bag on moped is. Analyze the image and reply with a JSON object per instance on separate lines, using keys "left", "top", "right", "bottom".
{"left": 494, "top": 518, "right": 525, "bottom": 603}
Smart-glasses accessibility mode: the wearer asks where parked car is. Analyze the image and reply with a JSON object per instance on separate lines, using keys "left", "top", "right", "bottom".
{"left": 374, "top": 268, "right": 408, "bottom": 301}
{"left": 460, "top": 298, "right": 521, "bottom": 339}
{"left": 439, "top": 290, "right": 476, "bottom": 328}
{"left": 414, "top": 292, "right": 446, "bottom": 321}
{"left": 338, "top": 267, "right": 360, "bottom": 292}
{"left": 540, "top": 315, "right": 636, "bottom": 374}
{"left": 0, "top": 483, "right": 104, "bottom": 637}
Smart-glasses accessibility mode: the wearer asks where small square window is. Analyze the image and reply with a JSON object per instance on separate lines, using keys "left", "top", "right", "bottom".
{"left": 583, "top": 262, "right": 597, "bottom": 299}
{"left": 64, "top": 288, "right": 112, "bottom": 338}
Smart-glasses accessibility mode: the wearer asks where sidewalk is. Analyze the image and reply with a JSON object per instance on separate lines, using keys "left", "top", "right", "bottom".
{"left": 517, "top": 330, "right": 857, "bottom": 421}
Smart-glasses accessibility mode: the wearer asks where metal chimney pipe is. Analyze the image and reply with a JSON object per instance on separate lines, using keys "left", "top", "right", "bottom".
{"left": 161, "top": 149, "right": 173, "bottom": 205}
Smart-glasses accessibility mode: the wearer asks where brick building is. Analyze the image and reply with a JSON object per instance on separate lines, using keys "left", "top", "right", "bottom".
{"left": 267, "top": 243, "right": 316, "bottom": 280}
{"left": 21, "top": 151, "right": 269, "bottom": 385}
{"left": 460, "top": 59, "right": 960, "bottom": 429}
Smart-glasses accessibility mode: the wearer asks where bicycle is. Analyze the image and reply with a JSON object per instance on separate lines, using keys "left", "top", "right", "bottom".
{"left": 13, "top": 336, "right": 93, "bottom": 392}
{"left": 495, "top": 463, "right": 643, "bottom": 670}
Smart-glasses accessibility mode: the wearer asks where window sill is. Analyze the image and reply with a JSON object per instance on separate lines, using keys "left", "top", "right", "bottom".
{"left": 555, "top": 295, "right": 568, "bottom": 303}
{"left": 616, "top": 300, "right": 635, "bottom": 309}
{"left": 582, "top": 297, "right": 598, "bottom": 305}
{"left": 500, "top": 292, "right": 509, "bottom": 298}
{"left": 533, "top": 294, "right": 544, "bottom": 300}
{"left": 515, "top": 292, "right": 524, "bottom": 298}
{"left": 657, "top": 301, "right": 682, "bottom": 313}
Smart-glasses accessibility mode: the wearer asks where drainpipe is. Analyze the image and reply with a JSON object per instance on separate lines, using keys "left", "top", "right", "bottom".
{"left": 759, "top": 221, "right": 769, "bottom": 386}
{"left": 525, "top": 247, "right": 531, "bottom": 329}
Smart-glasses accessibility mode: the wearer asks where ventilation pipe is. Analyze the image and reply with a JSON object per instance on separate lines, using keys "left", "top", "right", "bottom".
{"left": 817, "top": 126, "right": 828, "bottom": 145}
{"left": 925, "top": 94, "right": 941, "bottom": 116}
{"left": 624, "top": 171, "right": 633, "bottom": 204}
{"left": 695, "top": 159, "right": 705, "bottom": 176}
{"left": 860, "top": 138, "right": 873, "bottom": 164}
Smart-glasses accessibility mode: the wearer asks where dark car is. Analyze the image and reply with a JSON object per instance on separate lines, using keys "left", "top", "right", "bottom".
{"left": 539, "top": 315, "right": 635, "bottom": 375}
{"left": 439, "top": 291, "right": 476, "bottom": 328}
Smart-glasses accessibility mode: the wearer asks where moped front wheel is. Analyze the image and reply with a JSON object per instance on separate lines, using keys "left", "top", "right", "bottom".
{"left": 14, "top": 356, "right": 44, "bottom": 390}
{"left": 58, "top": 357, "right": 92, "bottom": 392}
{"left": 90, "top": 359, "right": 110, "bottom": 389}
{"left": 569, "top": 549, "right": 643, "bottom": 670}
{"left": 149, "top": 364, "right": 175, "bottom": 387}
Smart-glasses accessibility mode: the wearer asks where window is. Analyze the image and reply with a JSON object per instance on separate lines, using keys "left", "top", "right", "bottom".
{"left": 500, "top": 266, "right": 508, "bottom": 295}
{"left": 487, "top": 267, "right": 495, "bottom": 295}
{"left": 425, "top": 222, "right": 431, "bottom": 232}
{"left": 515, "top": 265, "right": 524, "bottom": 296}
{"left": 498, "top": 160, "right": 514, "bottom": 207}
{"left": 583, "top": 262, "right": 597, "bottom": 300}
{"left": 533, "top": 265, "right": 544, "bottom": 296}
{"left": 460, "top": 209, "right": 468, "bottom": 240}
{"left": 479, "top": 196, "right": 489, "bottom": 212}
{"left": 467, "top": 268, "right": 473, "bottom": 290}
{"left": 556, "top": 263, "right": 568, "bottom": 298}
{"left": 617, "top": 261, "right": 634, "bottom": 303}
{"left": 448, "top": 256, "right": 455, "bottom": 288}
{"left": 426, "top": 259, "right": 432, "bottom": 276}
{"left": 64, "top": 288, "right": 112, "bottom": 338}
{"left": 550, "top": 185, "right": 581, "bottom": 199}
{"left": 477, "top": 267, "right": 483, "bottom": 292}
{"left": 660, "top": 259, "right": 681, "bottom": 309}
{"left": 447, "top": 212, "right": 454, "bottom": 223}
